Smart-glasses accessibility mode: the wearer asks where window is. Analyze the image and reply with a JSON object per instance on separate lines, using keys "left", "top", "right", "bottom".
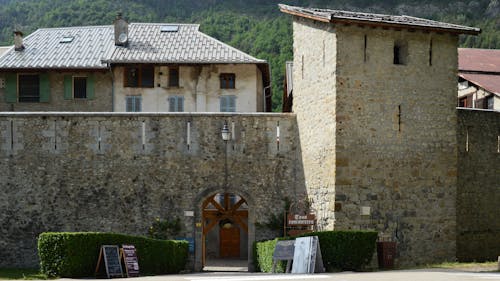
{"left": 168, "top": 96, "right": 184, "bottom": 112}
{"left": 19, "top": 74, "right": 40, "bottom": 102}
{"left": 393, "top": 41, "right": 408, "bottom": 65}
{"left": 124, "top": 65, "right": 154, "bottom": 88}
{"left": 220, "top": 73, "right": 235, "bottom": 89}
{"left": 126, "top": 96, "right": 142, "bottom": 112}
{"left": 168, "top": 67, "right": 179, "bottom": 87}
{"left": 73, "top": 77, "right": 87, "bottom": 99}
{"left": 485, "top": 96, "right": 494, "bottom": 110}
{"left": 458, "top": 97, "right": 468, "bottom": 108}
{"left": 220, "top": 95, "right": 236, "bottom": 112}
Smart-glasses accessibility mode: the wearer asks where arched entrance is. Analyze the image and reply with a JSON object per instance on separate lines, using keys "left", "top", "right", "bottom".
{"left": 202, "top": 192, "right": 248, "bottom": 269}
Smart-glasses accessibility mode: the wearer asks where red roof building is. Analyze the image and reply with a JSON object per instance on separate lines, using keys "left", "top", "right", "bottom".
{"left": 458, "top": 48, "right": 500, "bottom": 110}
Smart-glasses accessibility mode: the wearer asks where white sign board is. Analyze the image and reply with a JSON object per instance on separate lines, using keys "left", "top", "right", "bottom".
{"left": 291, "top": 236, "right": 318, "bottom": 274}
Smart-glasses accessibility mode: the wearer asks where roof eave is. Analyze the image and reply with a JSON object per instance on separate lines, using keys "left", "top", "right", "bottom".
{"left": 279, "top": 4, "right": 481, "bottom": 36}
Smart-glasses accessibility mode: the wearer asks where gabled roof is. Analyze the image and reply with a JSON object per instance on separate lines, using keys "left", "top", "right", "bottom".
{"left": 459, "top": 73, "right": 500, "bottom": 96}
{"left": 0, "top": 23, "right": 265, "bottom": 70}
{"left": 106, "top": 23, "right": 265, "bottom": 64}
{"left": 0, "top": 26, "right": 114, "bottom": 69}
{"left": 459, "top": 48, "right": 500, "bottom": 73}
{"left": 279, "top": 4, "right": 480, "bottom": 35}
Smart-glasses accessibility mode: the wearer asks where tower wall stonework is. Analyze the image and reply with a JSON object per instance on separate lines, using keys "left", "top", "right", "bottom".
{"left": 292, "top": 17, "right": 337, "bottom": 229}
{"left": 292, "top": 16, "right": 460, "bottom": 266}
{"left": 0, "top": 113, "right": 304, "bottom": 268}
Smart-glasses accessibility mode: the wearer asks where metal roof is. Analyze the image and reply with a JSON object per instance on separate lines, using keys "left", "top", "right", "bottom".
{"left": 459, "top": 48, "right": 500, "bottom": 73}
{"left": 105, "top": 23, "right": 265, "bottom": 64}
{"left": 0, "top": 26, "right": 114, "bottom": 69}
{"left": 279, "top": 4, "right": 480, "bottom": 35}
{"left": 0, "top": 23, "right": 265, "bottom": 70}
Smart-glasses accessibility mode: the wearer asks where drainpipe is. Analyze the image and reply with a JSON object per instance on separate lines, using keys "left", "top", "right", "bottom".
{"left": 107, "top": 62, "right": 115, "bottom": 111}
{"left": 263, "top": 85, "right": 271, "bottom": 112}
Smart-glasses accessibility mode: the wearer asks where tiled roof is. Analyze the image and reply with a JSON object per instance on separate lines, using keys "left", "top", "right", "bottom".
{"left": 279, "top": 4, "right": 480, "bottom": 35}
{"left": 0, "top": 26, "right": 114, "bottom": 69}
{"left": 0, "top": 23, "right": 265, "bottom": 70}
{"left": 106, "top": 23, "right": 265, "bottom": 64}
{"left": 459, "top": 73, "right": 500, "bottom": 96}
{"left": 459, "top": 48, "right": 500, "bottom": 73}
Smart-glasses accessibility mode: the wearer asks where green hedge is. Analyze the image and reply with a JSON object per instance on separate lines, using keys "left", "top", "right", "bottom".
{"left": 254, "top": 230, "right": 377, "bottom": 272}
{"left": 38, "top": 232, "right": 188, "bottom": 277}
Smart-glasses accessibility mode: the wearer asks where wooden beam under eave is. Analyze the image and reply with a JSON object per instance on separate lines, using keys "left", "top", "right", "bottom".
{"left": 280, "top": 8, "right": 331, "bottom": 23}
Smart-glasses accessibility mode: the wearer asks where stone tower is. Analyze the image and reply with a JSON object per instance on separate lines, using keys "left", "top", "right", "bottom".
{"left": 280, "top": 4, "right": 480, "bottom": 266}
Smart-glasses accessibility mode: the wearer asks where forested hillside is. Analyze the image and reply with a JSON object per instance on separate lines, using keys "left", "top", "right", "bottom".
{"left": 1, "top": 0, "right": 499, "bottom": 111}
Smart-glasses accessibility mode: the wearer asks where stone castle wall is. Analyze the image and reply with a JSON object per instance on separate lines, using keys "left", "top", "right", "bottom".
{"left": 0, "top": 113, "right": 304, "bottom": 269}
{"left": 457, "top": 108, "right": 500, "bottom": 261}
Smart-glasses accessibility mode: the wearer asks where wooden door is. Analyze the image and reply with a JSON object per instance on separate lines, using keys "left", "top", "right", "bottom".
{"left": 219, "top": 226, "right": 240, "bottom": 258}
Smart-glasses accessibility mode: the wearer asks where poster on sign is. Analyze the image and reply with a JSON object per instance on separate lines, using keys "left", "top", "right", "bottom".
{"left": 121, "top": 245, "right": 140, "bottom": 277}
{"left": 95, "top": 245, "right": 123, "bottom": 278}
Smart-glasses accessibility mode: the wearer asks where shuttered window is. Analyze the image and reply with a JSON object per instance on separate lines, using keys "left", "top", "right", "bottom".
{"left": 168, "top": 67, "right": 179, "bottom": 87}
{"left": 5, "top": 73, "right": 17, "bottom": 103}
{"left": 19, "top": 74, "right": 40, "bottom": 102}
{"left": 220, "top": 95, "right": 236, "bottom": 112}
{"left": 168, "top": 96, "right": 184, "bottom": 112}
{"left": 64, "top": 75, "right": 94, "bottom": 100}
{"left": 126, "top": 96, "right": 142, "bottom": 112}
{"left": 124, "top": 65, "right": 154, "bottom": 88}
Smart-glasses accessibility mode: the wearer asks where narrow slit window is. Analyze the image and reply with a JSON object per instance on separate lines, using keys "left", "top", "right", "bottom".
{"left": 429, "top": 39, "right": 433, "bottom": 66}
{"left": 393, "top": 41, "right": 408, "bottom": 65}
{"left": 364, "top": 35, "right": 367, "bottom": 62}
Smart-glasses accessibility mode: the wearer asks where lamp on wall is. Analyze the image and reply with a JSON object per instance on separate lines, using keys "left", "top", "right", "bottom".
{"left": 221, "top": 121, "right": 231, "bottom": 141}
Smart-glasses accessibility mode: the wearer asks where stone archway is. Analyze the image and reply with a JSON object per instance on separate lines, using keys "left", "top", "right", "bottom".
{"left": 201, "top": 192, "right": 249, "bottom": 269}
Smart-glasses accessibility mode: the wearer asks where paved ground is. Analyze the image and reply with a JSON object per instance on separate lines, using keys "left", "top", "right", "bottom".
{"left": 56, "top": 269, "right": 500, "bottom": 281}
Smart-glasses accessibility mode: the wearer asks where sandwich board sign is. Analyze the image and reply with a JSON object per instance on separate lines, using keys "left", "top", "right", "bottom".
{"left": 291, "top": 236, "right": 324, "bottom": 274}
{"left": 121, "top": 245, "right": 139, "bottom": 277}
{"left": 95, "top": 245, "right": 123, "bottom": 278}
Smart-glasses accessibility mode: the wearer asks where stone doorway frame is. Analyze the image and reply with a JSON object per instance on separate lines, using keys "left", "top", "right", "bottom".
{"left": 194, "top": 188, "right": 255, "bottom": 271}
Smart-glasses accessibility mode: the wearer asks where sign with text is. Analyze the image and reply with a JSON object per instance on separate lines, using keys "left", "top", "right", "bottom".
{"left": 287, "top": 214, "right": 316, "bottom": 226}
{"left": 175, "top": 237, "right": 195, "bottom": 253}
{"left": 122, "top": 245, "right": 140, "bottom": 277}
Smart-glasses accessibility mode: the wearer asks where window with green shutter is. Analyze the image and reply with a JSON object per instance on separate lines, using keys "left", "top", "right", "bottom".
{"left": 19, "top": 74, "right": 40, "bottom": 102}
{"left": 39, "top": 73, "right": 50, "bottom": 102}
{"left": 5, "top": 73, "right": 17, "bottom": 103}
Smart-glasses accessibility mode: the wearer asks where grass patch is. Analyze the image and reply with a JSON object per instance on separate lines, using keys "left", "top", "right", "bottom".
{"left": 0, "top": 268, "right": 50, "bottom": 280}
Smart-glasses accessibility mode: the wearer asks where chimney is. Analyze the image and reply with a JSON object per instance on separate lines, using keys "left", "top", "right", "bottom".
{"left": 114, "top": 12, "right": 129, "bottom": 47}
{"left": 14, "top": 31, "right": 25, "bottom": 51}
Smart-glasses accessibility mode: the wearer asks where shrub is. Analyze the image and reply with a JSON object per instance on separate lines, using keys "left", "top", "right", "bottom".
{"left": 254, "top": 230, "right": 377, "bottom": 272}
{"left": 38, "top": 232, "right": 188, "bottom": 278}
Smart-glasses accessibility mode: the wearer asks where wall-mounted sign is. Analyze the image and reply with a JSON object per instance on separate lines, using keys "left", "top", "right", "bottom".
{"left": 175, "top": 237, "right": 195, "bottom": 253}
{"left": 287, "top": 214, "right": 316, "bottom": 226}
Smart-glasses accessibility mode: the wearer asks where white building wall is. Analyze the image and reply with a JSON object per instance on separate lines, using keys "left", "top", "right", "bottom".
{"left": 113, "top": 64, "right": 262, "bottom": 112}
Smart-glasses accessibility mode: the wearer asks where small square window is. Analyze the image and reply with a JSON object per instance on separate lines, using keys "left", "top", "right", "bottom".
{"left": 168, "top": 96, "right": 184, "bottom": 112}
{"left": 126, "top": 96, "right": 142, "bottom": 112}
{"left": 220, "top": 73, "right": 235, "bottom": 89}
{"left": 220, "top": 95, "right": 236, "bottom": 112}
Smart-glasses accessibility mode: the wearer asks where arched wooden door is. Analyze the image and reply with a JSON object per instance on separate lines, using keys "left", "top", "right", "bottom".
{"left": 202, "top": 193, "right": 248, "bottom": 265}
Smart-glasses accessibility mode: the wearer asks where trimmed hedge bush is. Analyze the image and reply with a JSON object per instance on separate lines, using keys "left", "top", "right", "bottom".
{"left": 254, "top": 230, "right": 377, "bottom": 272}
{"left": 38, "top": 232, "right": 188, "bottom": 277}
